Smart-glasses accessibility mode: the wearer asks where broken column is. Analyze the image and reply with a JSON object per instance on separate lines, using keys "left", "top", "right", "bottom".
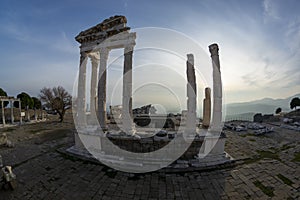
{"left": 98, "top": 48, "right": 109, "bottom": 130}
{"left": 198, "top": 44, "right": 225, "bottom": 157}
{"left": 202, "top": 87, "right": 211, "bottom": 129}
{"left": 122, "top": 45, "right": 136, "bottom": 135}
{"left": 186, "top": 54, "right": 197, "bottom": 134}
{"left": 209, "top": 44, "right": 222, "bottom": 134}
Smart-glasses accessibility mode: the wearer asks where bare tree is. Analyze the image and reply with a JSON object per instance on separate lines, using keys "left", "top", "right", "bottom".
{"left": 39, "top": 86, "right": 71, "bottom": 122}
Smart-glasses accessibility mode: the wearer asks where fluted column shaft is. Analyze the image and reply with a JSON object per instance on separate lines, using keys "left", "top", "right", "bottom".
{"left": 202, "top": 87, "right": 211, "bottom": 129}
{"left": 98, "top": 48, "right": 109, "bottom": 130}
{"left": 1, "top": 101, "right": 5, "bottom": 126}
{"left": 10, "top": 100, "right": 14, "bottom": 123}
{"left": 186, "top": 54, "right": 197, "bottom": 134}
{"left": 77, "top": 52, "right": 88, "bottom": 126}
{"left": 122, "top": 45, "right": 135, "bottom": 135}
{"left": 209, "top": 44, "right": 222, "bottom": 133}
{"left": 89, "top": 54, "right": 99, "bottom": 125}
{"left": 19, "top": 100, "right": 22, "bottom": 124}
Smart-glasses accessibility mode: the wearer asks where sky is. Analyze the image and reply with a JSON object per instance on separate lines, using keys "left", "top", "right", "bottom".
{"left": 0, "top": 0, "right": 299, "bottom": 111}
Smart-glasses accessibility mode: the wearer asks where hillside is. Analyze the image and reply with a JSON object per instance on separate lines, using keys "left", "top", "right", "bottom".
{"left": 225, "top": 93, "right": 300, "bottom": 116}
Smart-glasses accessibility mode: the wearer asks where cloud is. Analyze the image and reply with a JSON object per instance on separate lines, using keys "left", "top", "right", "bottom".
{"left": 0, "top": 13, "right": 77, "bottom": 55}
{"left": 50, "top": 31, "right": 78, "bottom": 54}
{"left": 263, "top": 0, "right": 280, "bottom": 22}
{"left": 0, "top": 21, "right": 34, "bottom": 42}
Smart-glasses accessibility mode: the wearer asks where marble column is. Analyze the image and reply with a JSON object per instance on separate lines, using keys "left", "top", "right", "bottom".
{"left": 77, "top": 52, "right": 88, "bottom": 126}
{"left": 19, "top": 100, "right": 22, "bottom": 124}
{"left": 1, "top": 101, "right": 5, "bottom": 126}
{"left": 202, "top": 87, "right": 211, "bottom": 129}
{"left": 98, "top": 48, "right": 109, "bottom": 130}
{"left": 186, "top": 54, "right": 197, "bottom": 134}
{"left": 40, "top": 109, "right": 42, "bottom": 120}
{"left": 89, "top": 53, "right": 99, "bottom": 125}
{"left": 10, "top": 100, "right": 14, "bottom": 123}
{"left": 26, "top": 106, "right": 30, "bottom": 121}
{"left": 209, "top": 44, "right": 222, "bottom": 133}
{"left": 122, "top": 45, "right": 135, "bottom": 135}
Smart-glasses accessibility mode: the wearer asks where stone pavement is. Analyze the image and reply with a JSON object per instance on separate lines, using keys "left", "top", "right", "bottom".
{"left": 0, "top": 119, "right": 300, "bottom": 199}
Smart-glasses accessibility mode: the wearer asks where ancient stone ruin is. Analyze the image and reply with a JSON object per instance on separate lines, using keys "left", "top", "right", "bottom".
{"left": 0, "top": 96, "right": 22, "bottom": 126}
{"left": 75, "top": 16, "right": 136, "bottom": 134}
{"left": 69, "top": 16, "right": 232, "bottom": 172}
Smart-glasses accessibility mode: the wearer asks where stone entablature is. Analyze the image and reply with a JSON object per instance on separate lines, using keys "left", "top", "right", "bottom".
{"left": 75, "top": 15, "right": 130, "bottom": 45}
{"left": 0, "top": 96, "right": 17, "bottom": 100}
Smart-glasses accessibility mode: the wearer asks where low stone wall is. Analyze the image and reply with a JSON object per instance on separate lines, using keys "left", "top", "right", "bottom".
{"left": 106, "top": 135, "right": 204, "bottom": 160}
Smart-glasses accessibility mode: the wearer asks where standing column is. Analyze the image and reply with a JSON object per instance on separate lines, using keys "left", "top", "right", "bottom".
{"left": 98, "top": 48, "right": 109, "bottom": 130}
{"left": 209, "top": 44, "right": 222, "bottom": 133}
{"left": 34, "top": 108, "right": 37, "bottom": 121}
{"left": 186, "top": 54, "right": 197, "bottom": 134}
{"left": 19, "top": 100, "right": 22, "bottom": 124}
{"left": 10, "top": 100, "right": 14, "bottom": 123}
{"left": 89, "top": 53, "right": 99, "bottom": 125}
{"left": 26, "top": 106, "right": 30, "bottom": 121}
{"left": 122, "top": 45, "right": 135, "bottom": 135}
{"left": 202, "top": 87, "right": 211, "bottom": 129}
{"left": 77, "top": 52, "right": 88, "bottom": 126}
{"left": 40, "top": 109, "right": 42, "bottom": 120}
{"left": 1, "top": 101, "right": 5, "bottom": 126}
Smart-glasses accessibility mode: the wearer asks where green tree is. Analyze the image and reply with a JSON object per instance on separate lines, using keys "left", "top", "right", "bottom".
{"left": 0, "top": 88, "right": 9, "bottom": 108}
{"left": 275, "top": 107, "right": 282, "bottom": 114}
{"left": 39, "top": 86, "right": 71, "bottom": 122}
{"left": 290, "top": 97, "right": 300, "bottom": 110}
{"left": 14, "top": 92, "right": 34, "bottom": 109}
{"left": 32, "top": 97, "right": 42, "bottom": 109}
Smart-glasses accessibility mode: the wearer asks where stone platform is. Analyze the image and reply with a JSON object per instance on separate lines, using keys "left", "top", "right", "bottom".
{"left": 66, "top": 129, "right": 234, "bottom": 173}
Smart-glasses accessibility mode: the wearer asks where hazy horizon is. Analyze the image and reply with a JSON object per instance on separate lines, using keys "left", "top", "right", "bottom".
{"left": 1, "top": 0, "right": 299, "bottom": 105}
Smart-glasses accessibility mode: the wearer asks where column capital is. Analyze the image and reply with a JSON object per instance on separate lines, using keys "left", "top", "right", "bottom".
{"left": 124, "top": 45, "right": 134, "bottom": 54}
{"left": 100, "top": 48, "right": 109, "bottom": 60}
{"left": 80, "top": 51, "right": 88, "bottom": 66}
{"left": 88, "top": 52, "right": 100, "bottom": 66}
{"left": 209, "top": 43, "right": 219, "bottom": 56}
{"left": 88, "top": 52, "right": 99, "bottom": 59}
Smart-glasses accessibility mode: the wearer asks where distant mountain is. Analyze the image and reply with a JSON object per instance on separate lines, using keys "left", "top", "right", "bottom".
{"left": 225, "top": 93, "right": 300, "bottom": 116}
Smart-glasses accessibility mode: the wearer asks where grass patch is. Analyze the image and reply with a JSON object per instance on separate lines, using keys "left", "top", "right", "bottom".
{"left": 240, "top": 133, "right": 255, "bottom": 138}
{"left": 239, "top": 133, "right": 268, "bottom": 138}
{"left": 268, "top": 147, "right": 277, "bottom": 151}
{"left": 256, "top": 150, "right": 280, "bottom": 161}
{"left": 280, "top": 144, "right": 295, "bottom": 151}
{"left": 253, "top": 180, "right": 274, "bottom": 197}
{"left": 277, "top": 174, "right": 294, "bottom": 186}
{"left": 249, "top": 138, "right": 256, "bottom": 142}
{"left": 3, "top": 127, "right": 16, "bottom": 132}
{"left": 30, "top": 128, "right": 49, "bottom": 134}
{"left": 244, "top": 150, "right": 281, "bottom": 164}
{"left": 292, "top": 152, "right": 300, "bottom": 162}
